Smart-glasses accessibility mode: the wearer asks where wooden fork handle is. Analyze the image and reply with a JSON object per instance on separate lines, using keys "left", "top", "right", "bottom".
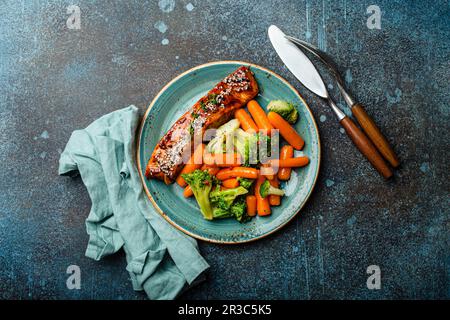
{"left": 352, "top": 103, "right": 400, "bottom": 168}
{"left": 340, "top": 116, "right": 393, "bottom": 179}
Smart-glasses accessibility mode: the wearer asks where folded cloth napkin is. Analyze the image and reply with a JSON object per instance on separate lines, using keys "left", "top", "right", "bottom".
{"left": 58, "top": 105, "right": 209, "bottom": 299}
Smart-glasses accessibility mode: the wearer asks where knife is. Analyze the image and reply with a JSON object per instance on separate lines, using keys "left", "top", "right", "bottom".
{"left": 268, "top": 25, "right": 393, "bottom": 179}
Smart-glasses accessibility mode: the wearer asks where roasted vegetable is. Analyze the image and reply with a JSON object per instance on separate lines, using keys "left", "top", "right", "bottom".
{"left": 206, "top": 134, "right": 225, "bottom": 154}
{"left": 257, "top": 132, "right": 272, "bottom": 160}
{"left": 248, "top": 100, "right": 274, "bottom": 134}
{"left": 237, "top": 177, "right": 254, "bottom": 190}
{"left": 267, "top": 100, "right": 299, "bottom": 124}
{"left": 211, "top": 206, "right": 234, "bottom": 219}
{"left": 182, "top": 169, "right": 217, "bottom": 220}
{"left": 267, "top": 112, "right": 304, "bottom": 150}
{"left": 233, "top": 129, "right": 274, "bottom": 165}
{"left": 206, "top": 119, "right": 240, "bottom": 154}
{"left": 210, "top": 186, "right": 249, "bottom": 221}
{"left": 207, "top": 120, "right": 265, "bottom": 166}
{"left": 210, "top": 186, "right": 248, "bottom": 210}
{"left": 259, "top": 180, "right": 285, "bottom": 198}
{"left": 233, "top": 129, "right": 254, "bottom": 165}
{"left": 216, "top": 167, "right": 258, "bottom": 180}
{"left": 230, "top": 197, "right": 250, "bottom": 223}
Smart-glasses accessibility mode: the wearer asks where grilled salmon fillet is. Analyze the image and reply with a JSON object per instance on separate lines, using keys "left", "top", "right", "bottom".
{"left": 145, "top": 66, "right": 259, "bottom": 183}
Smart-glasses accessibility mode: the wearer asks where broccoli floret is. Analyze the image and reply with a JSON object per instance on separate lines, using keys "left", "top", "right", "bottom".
{"left": 210, "top": 186, "right": 248, "bottom": 219}
{"left": 211, "top": 196, "right": 249, "bottom": 222}
{"left": 259, "top": 180, "right": 285, "bottom": 198}
{"left": 210, "top": 186, "right": 248, "bottom": 209}
{"left": 211, "top": 207, "right": 234, "bottom": 219}
{"left": 182, "top": 170, "right": 216, "bottom": 220}
{"left": 230, "top": 197, "right": 250, "bottom": 223}
{"left": 267, "top": 100, "right": 299, "bottom": 124}
{"left": 208, "top": 186, "right": 252, "bottom": 222}
{"left": 237, "top": 177, "right": 254, "bottom": 190}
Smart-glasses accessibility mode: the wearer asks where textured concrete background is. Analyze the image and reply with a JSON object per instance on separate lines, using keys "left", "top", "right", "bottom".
{"left": 0, "top": 0, "right": 449, "bottom": 299}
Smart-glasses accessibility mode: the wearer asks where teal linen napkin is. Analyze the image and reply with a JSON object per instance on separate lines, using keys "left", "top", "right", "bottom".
{"left": 58, "top": 105, "right": 209, "bottom": 299}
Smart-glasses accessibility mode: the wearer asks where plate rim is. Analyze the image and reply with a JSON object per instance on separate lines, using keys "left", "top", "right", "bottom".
{"left": 136, "top": 60, "right": 321, "bottom": 244}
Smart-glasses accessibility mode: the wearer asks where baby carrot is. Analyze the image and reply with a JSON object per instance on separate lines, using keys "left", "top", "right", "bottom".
{"left": 267, "top": 112, "right": 304, "bottom": 150}
{"left": 222, "top": 178, "right": 239, "bottom": 188}
{"left": 246, "top": 195, "right": 257, "bottom": 217}
{"left": 235, "top": 108, "right": 258, "bottom": 132}
{"left": 233, "top": 167, "right": 258, "bottom": 179}
{"left": 247, "top": 100, "right": 274, "bottom": 134}
{"left": 270, "top": 157, "right": 309, "bottom": 168}
{"left": 216, "top": 167, "right": 258, "bottom": 180}
{"left": 215, "top": 168, "right": 234, "bottom": 180}
{"left": 176, "top": 143, "right": 205, "bottom": 187}
{"left": 255, "top": 174, "right": 271, "bottom": 216}
{"left": 183, "top": 185, "right": 194, "bottom": 198}
{"left": 278, "top": 145, "right": 294, "bottom": 181}
{"left": 269, "top": 178, "right": 281, "bottom": 206}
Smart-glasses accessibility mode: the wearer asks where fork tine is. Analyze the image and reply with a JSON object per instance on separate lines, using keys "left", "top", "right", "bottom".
{"left": 285, "top": 36, "right": 321, "bottom": 52}
{"left": 284, "top": 35, "right": 345, "bottom": 85}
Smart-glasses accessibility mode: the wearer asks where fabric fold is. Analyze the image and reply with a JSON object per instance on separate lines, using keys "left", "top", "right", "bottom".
{"left": 59, "top": 105, "right": 209, "bottom": 299}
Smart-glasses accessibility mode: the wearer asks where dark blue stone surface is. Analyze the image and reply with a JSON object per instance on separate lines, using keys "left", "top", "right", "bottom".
{"left": 0, "top": 0, "right": 448, "bottom": 299}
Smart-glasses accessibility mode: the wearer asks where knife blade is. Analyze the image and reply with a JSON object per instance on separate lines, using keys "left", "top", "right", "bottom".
{"left": 268, "top": 25, "right": 328, "bottom": 99}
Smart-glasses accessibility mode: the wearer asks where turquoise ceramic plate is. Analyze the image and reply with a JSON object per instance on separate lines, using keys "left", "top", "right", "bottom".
{"left": 137, "top": 61, "right": 320, "bottom": 244}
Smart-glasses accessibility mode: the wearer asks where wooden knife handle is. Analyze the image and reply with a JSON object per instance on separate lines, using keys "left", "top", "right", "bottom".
{"left": 352, "top": 103, "right": 400, "bottom": 168}
{"left": 340, "top": 116, "right": 393, "bottom": 179}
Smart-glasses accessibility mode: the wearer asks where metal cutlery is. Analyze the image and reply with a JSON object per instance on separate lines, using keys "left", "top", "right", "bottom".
{"left": 284, "top": 35, "right": 399, "bottom": 168}
{"left": 268, "top": 25, "right": 393, "bottom": 178}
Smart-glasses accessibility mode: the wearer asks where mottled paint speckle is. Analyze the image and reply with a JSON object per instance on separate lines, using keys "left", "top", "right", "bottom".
{"left": 40, "top": 130, "right": 49, "bottom": 139}
{"left": 186, "top": 3, "right": 194, "bottom": 12}
{"left": 154, "top": 21, "right": 168, "bottom": 33}
{"left": 347, "top": 216, "right": 357, "bottom": 227}
{"left": 386, "top": 88, "right": 402, "bottom": 106}
{"left": 158, "top": 0, "right": 175, "bottom": 13}
{"left": 420, "top": 162, "right": 430, "bottom": 173}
